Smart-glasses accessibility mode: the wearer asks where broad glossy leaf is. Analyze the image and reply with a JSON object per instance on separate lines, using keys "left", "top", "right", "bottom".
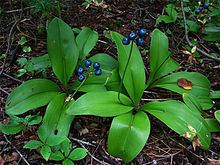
{"left": 89, "top": 53, "right": 118, "bottom": 70}
{"left": 48, "top": 17, "right": 79, "bottom": 85}
{"left": 210, "top": 90, "right": 220, "bottom": 99}
{"left": 72, "top": 53, "right": 118, "bottom": 93}
{"left": 215, "top": 110, "right": 220, "bottom": 123}
{"left": 63, "top": 159, "right": 74, "bottom": 165}
{"left": 112, "top": 31, "right": 145, "bottom": 105}
{"left": 76, "top": 27, "right": 98, "bottom": 59}
{"left": 147, "top": 29, "right": 179, "bottom": 86}
{"left": 23, "top": 140, "right": 43, "bottom": 149}
{"left": 151, "top": 71, "right": 212, "bottom": 110}
{"left": 69, "top": 148, "right": 87, "bottom": 161}
{"left": 40, "top": 145, "right": 51, "bottom": 161}
{"left": 50, "top": 151, "right": 65, "bottom": 161}
{"left": 0, "top": 120, "right": 22, "bottom": 135}
{"left": 6, "top": 79, "right": 60, "bottom": 115}
{"left": 142, "top": 100, "right": 211, "bottom": 149}
{"left": 38, "top": 94, "right": 74, "bottom": 146}
{"left": 183, "top": 93, "right": 202, "bottom": 114}
{"left": 66, "top": 91, "right": 134, "bottom": 117}
{"left": 205, "top": 119, "right": 220, "bottom": 132}
{"left": 108, "top": 111, "right": 150, "bottom": 162}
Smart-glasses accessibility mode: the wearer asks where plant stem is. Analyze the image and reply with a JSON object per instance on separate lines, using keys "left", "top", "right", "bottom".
{"left": 118, "top": 41, "right": 134, "bottom": 103}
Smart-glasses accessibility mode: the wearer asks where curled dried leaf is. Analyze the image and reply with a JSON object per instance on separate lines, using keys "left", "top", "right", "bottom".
{"left": 177, "top": 78, "right": 193, "bottom": 90}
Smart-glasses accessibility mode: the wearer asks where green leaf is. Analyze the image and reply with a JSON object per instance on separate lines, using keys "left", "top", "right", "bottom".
{"left": 215, "top": 110, "right": 220, "bottom": 123}
{"left": 182, "top": 93, "right": 202, "bottom": 114}
{"left": 23, "top": 46, "right": 32, "bottom": 53}
{"left": 151, "top": 71, "right": 212, "bottom": 110}
{"left": 186, "top": 20, "right": 199, "bottom": 32}
{"left": 205, "top": 119, "right": 220, "bottom": 132}
{"left": 38, "top": 94, "right": 74, "bottom": 146}
{"left": 29, "top": 54, "right": 51, "bottom": 73}
{"left": 147, "top": 29, "right": 179, "bottom": 86}
{"left": 25, "top": 115, "right": 42, "bottom": 126}
{"left": 69, "top": 148, "right": 87, "bottom": 161}
{"left": 40, "top": 145, "right": 51, "bottom": 161}
{"left": 6, "top": 79, "right": 60, "bottom": 115}
{"left": 66, "top": 91, "right": 134, "bottom": 117}
{"left": 63, "top": 159, "right": 74, "bottom": 165}
{"left": 111, "top": 31, "right": 145, "bottom": 105}
{"left": 47, "top": 17, "right": 79, "bottom": 86}
{"left": 89, "top": 53, "right": 118, "bottom": 70}
{"left": 142, "top": 100, "right": 211, "bottom": 149}
{"left": 23, "top": 140, "right": 43, "bottom": 149}
{"left": 210, "top": 90, "right": 220, "bottom": 99}
{"left": 76, "top": 27, "right": 98, "bottom": 59}
{"left": 50, "top": 151, "right": 65, "bottom": 161}
{"left": 156, "top": 4, "right": 177, "bottom": 24}
{"left": 0, "top": 120, "right": 22, "bottom": 135}
{"left": 60, "top": 138, "right": 71, "bottom": 156}
{"left": 108, "top": 111, "right": 150, "bottom": 163}
{"left": 18, "top": 36, "right": 27, "bottom": 45}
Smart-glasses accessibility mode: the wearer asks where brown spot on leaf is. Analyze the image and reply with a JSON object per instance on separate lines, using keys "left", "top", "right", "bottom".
{"left": 177, "top": 78, "right": 193, "bottom": 90}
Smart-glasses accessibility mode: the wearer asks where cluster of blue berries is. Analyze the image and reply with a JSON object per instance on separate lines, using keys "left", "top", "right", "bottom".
{"left": 77, "top": 60, "right": 102, "bottom": 82}
{"left": 122, "top": 28, "right": 148, "bottom": 46}
{"left": 195, "top": 3, "right": 209, "bottom": 15}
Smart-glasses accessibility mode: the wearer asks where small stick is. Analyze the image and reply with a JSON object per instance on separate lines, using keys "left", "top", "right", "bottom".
{"left": 3, "top": 135, "right": 30, "bottom": 165}
{"left": 74, "top": 139, "right": 110, "bottom": 165}
{"left": 70, "top": 137, "right": 96, "bottom": 147}
{"left": 0, "top": 87, "right": 9, "bottom": 95}
{"left": 2, "top": 72, "right": 23, "bottom": 83}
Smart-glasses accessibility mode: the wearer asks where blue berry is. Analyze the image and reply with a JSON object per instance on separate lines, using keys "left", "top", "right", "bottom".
{"left": 78, "top": 75, "right": 85, "bottom": 82}
{"left": 77, "top": 67, "right": 84, "bottom": 74}
{"left": 122, "top": 37, "right": 130, "bottom": 45}
{"left": 85, "top": 60, "right": 92, "bottom": 67}
{"left": 138, "top": 28, "right": 147, "bottom": 37}
{"left": 128, "top": 31, "right": 136, "bottom": 40}
{"left": 93, "top": 62, "right": 100, "bottom": 69}
{"left": 199, "top": 6, "right": 203, "bottom": 12}
{"left": 95, "top": 69, "right": 102, "bottom": 76}
{"left": 136, "top": 37, "right": 144, "bottom": 46}
{"left": 204, "top": 3, "right": 209, "bottom": 9}
{"left": 195, "top": 9, "right": 200, "bottom": 15}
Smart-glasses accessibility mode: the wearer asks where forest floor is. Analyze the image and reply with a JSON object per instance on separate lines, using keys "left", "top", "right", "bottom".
{"left": 0, "top": 0, "right": 220, "bottom": 164}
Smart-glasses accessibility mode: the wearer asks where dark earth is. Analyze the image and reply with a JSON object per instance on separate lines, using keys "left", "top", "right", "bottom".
{"left": 0, "top": 0, "right": 220, "bottom": 164}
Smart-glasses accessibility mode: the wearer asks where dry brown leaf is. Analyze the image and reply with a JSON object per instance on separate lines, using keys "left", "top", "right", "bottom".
{"left": 192, "top": 136, "right": 202, "bottom": 151}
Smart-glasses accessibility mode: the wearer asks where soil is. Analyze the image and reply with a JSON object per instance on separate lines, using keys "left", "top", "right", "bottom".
{"left": 0, "top": 0, "right": 220, "bottom": 164}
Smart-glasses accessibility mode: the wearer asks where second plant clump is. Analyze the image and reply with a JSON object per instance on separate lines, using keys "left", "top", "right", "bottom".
{"left": 1, "top": 17, "right": 220, "bottom": 163}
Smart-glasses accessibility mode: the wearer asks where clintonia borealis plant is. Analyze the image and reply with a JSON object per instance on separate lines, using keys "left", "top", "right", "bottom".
{"left": 1, "top": 17, "right": 118, "bottom": 163}
{"left": 66, "top": 28, "right": 219, "bottom": 162}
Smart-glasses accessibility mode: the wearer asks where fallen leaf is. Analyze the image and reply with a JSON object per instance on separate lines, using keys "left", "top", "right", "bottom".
{"left": 192, "top": 135, "right": 202, "bottom": 150}
{"left": 208, "top": 158, "right": 220, "bottom": 165}
{"left": 191, "top": 46, "right": 197, "bottom": 54}
{"left": 79, "top": 128, "right": 89, "bottom": 136}
{"left": 177, "top": 78, "right": 193, "bottom": 90}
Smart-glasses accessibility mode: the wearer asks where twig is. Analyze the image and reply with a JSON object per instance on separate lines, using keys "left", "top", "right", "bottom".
{"left": 74, "top": 139, "right": 110, "bottom": 165}
{"left": 0, "top": 19, "right": 20, "bottom": 75}
{"left": 3, "top": 135, "right": 30, "bottom": 165}
{"left": 5, "top": 6, "right": 34, "bottom": 14}
{"left": 0, "top": 87, "right": 9, "bottom": 95}
{"left": 2, "top": 72, "right": 23, "bottom": 83}
{"left": 179, "top": 0, "right": 220, "bottom": 62}
{"left": 70, "top": 137, "right": 96, "bottom": 147}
